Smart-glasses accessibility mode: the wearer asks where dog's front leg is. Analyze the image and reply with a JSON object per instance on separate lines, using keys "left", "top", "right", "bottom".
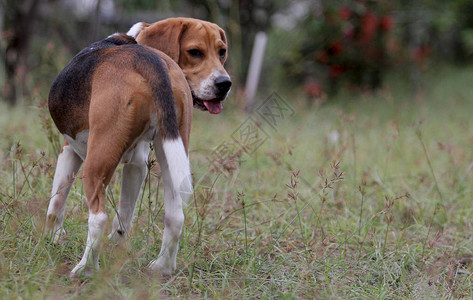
{"left": 45, "top": 143, "right": 83, "bottom": 243}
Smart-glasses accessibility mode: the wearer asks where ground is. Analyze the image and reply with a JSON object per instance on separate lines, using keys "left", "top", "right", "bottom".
{"left": 1, "top": 66, "right": 473, "bottom": 299}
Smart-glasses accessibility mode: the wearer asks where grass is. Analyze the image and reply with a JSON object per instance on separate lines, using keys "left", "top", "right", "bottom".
{"left": 2, "top": 66, "right": 473, "bottom": 298}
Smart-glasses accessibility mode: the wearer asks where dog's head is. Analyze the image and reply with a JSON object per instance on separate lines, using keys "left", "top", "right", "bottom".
{"left": 128, "top": 18, "right": 231, "bottom": 114}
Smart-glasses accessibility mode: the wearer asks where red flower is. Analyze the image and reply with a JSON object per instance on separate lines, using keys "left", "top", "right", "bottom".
{"left": 411, "top": 45, "right": 431, "bottom": 63}
{"left": 338, "top": 5, "right": 351, "bottom": 20}
{"left": 360, "top": 12, "right": 378, "bottom": 45}
{"left": 304, "top": 82, "right": 323, "bottom": 97}
{"left": 316, "top": 51, "right": 330, "bottom": 64}
{"left": 343, "top": 25, "right": 355, "bottom": 39}
{"left": 329, "top": 65, "right": 344, "bottom": 78}
{"left": 329, "top": 42, "right": 343, "bottom": 55}
{"left": 379, "top": 15, "right": 394, "bottom": 32}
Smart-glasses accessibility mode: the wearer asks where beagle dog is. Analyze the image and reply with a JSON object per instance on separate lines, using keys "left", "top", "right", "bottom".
{"left": 45, "top": 18, "right": 231, "bottom": 277}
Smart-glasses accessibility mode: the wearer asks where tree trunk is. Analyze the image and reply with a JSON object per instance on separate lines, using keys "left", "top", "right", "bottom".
{"left": 4, "top": 0, "right": 40, "bottom": 105}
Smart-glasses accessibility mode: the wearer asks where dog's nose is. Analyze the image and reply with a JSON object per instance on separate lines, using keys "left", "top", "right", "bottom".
{"left": 215, "top": 76, "right": 232, "bottom": 94}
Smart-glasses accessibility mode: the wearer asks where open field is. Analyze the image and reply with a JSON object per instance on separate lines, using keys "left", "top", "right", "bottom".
{"left": 1, "top": 66, "right": 473, "bottom": 299}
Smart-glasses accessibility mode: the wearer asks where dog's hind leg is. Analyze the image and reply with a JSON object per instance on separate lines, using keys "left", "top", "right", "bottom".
{"left": 70, "top": 83, "right": 151, "bottom": 277}
{"left": 45, "top": 142, "right": 83, "bottom": 243}
{"left": 109, "top": 141, "right": 150, "bottom": 242}
{"left": 149, "top": 137, "right": 191, "bottom": 275}
{"left": 70, "top": 137, "right": 120, "bottom": 277}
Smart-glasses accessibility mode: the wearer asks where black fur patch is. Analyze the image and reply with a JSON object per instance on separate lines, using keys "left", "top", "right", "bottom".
{"left": 104, "top": 33, "right": 137, "bottom": 45}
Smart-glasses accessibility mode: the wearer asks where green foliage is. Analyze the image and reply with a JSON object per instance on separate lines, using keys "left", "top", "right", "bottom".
{"left": 273, "top": 1, "right": 403, "bottom": 95}
{"left": 268, "top": 0, "right": 473, "bottom": 95}
{"left": 462, "top": 29, "right": 473, "bottom": 55}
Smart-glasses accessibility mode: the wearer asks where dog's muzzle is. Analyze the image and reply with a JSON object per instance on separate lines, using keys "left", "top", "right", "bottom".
{"left": 215, "top": 75, "right": 232, "bottom": 99}
{"left": 193, "top": 75, "right": 232, "bottom": 114}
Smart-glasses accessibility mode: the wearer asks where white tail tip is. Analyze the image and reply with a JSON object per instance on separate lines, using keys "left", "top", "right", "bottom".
{"left": 162, "top": 137, "right": 192, "bottom": 204}
{"left": 127, "top": 22, "right": 145, "bottom": 38}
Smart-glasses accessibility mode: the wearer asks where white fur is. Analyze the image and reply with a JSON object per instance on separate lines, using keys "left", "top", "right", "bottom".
{"left": 108, "top": 141, "right": 150, "bottom": 242}
{"left": 162, "top": 137, "right": 192, "bottom": 203}
{"left": 127, "top": 22, "right": 145, "bottom": 38}
{"left": 107, "top": 32, "right": 120, "bottom": 38}
{"left": 194, "top": 70, "right": 231, "bottom": 101}
{"left": 64, "top": 130, "right": 89, "bottom": 161}
{"left": 46, "top": 145, "right": 83, "bottom": 242}
{"left": 71, "top": 212, "right": 108, "bottom": 277}
{"left": 149, "top": 137, "right": 192, "bottom": 274}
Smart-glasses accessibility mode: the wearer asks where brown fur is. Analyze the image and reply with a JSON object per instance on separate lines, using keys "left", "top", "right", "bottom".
{"left": 136, "top": 18, "right": 229, "bottom": 102}
{"left": 46, "top": 19, "right": 230, "bottom": 276}
{"left": 65, "top": 50, "right": 190, "bottom": 214}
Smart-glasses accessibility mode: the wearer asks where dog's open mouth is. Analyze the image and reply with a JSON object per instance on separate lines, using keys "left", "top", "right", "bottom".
{"left": 193, "top": 95, "right": 224, "bottom": 114}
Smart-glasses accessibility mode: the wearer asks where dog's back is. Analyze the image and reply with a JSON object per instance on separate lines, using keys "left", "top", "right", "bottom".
{"left": 49, "top": 34, "right": 181, "bottom": 143}
{"left": 48, "top": 34, "right": 136, "bottom": 136}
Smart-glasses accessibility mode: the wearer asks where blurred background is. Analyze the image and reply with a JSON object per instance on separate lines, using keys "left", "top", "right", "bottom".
{"left": 1, "top": 0, "right": 473, "bottom": 105}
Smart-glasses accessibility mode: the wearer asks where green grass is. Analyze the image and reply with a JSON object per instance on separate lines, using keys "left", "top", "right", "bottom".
{"left": 2, "top": 66, "right": 473, "bottom": 299}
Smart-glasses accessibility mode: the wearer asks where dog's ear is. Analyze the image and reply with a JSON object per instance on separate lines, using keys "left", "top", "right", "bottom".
{"left": 218, "top": 27, "right": 227, "bottom": 46}
{"left": 217, "top": 26, "right": 228, "bottom": 61}
{"left": 135, "top": 18, "right": 188, "bottom": 63}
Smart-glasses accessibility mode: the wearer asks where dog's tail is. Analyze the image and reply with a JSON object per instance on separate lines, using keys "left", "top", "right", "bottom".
{"left": 134, "top": 47, "right": 192, "bottom": 204}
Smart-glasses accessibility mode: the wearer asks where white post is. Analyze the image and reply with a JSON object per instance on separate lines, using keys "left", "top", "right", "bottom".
{"left": 244, "top": 32, "right": 267, "bottom": 111}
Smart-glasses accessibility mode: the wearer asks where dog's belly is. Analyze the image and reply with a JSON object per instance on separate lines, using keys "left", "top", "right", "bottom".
{"left": 64, "top": 120, "right": 157, "bottom": 164}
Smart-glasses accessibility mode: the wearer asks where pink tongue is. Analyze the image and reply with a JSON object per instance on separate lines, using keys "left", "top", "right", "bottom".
{"left": 203, "top": 100, "right": 223, "bottom": 114}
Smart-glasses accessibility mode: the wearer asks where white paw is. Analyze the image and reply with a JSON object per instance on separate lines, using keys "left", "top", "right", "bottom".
{"left": 45, "top": 228, "right": 66, "bottom": 244}
{"left": 53, "top": 228, "right": 66, "bottom": 244}
{"left": 70, "top": 264, "right": 83, "bottom": 278}
{"left": 149, "top": 257, "right": 176, "bottom": 275}
{"left": 70, "top": 263, "right": 95, "bottom": 278}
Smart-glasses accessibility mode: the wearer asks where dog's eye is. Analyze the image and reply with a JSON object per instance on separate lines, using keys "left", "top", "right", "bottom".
{"left": 219, "top": 49, "right": 226, "bottom": 59}
{"left": 188, "top": 49, "right": 203, "bottom": 58}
